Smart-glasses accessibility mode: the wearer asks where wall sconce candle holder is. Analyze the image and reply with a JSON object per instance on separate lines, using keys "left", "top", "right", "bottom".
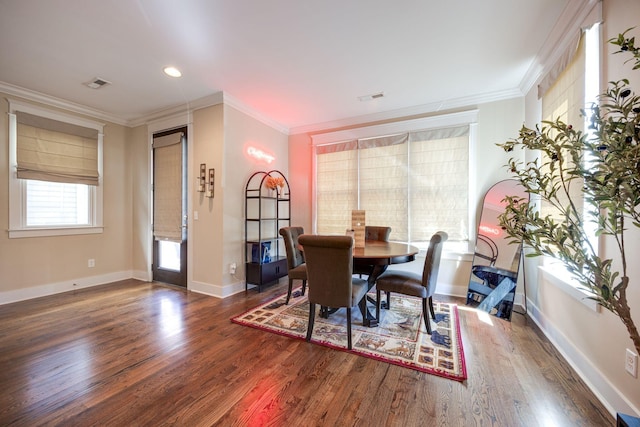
{"left": 207, "top": 168, "right": 215, "bottom": 198}
{"left": 198, "top": 163, "right": 206, "bottom": 192}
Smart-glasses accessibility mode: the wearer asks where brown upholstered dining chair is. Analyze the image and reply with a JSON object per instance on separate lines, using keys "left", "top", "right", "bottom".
{"left": 365, "top": 226, "right": 391, "bottom": 242}
{"left": 354, "top": 226, "right": 392, "bottom": 277}
{"left": 279, "top": 226, "right": 307, "bottom": 305}
{"left": 298, "top": 235, "right": 368, "bottom": 350}
{"left": 375, "top": 231, "right": 448, "bottom": 334}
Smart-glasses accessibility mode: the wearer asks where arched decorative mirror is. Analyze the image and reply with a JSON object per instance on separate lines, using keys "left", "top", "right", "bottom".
{"left": 466, "top": 179, "right": 529, "bottom": 320}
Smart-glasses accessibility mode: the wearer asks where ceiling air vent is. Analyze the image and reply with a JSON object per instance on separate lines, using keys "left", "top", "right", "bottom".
{"left": 358, "top": 92, "right": 384, "bottom": 101}
{"left": 85, "top": 77, "right": 111, "bottom": 89}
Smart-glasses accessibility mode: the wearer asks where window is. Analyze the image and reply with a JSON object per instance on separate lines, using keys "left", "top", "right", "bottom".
{"left": 539, "top": 23, "right": 600, "bottom": 262}
{"left": 536, "top": 20, "right": 601, "bottom": 310}
{"left": 8, "top": 100, "right": 104, "bottom": 238}
{"left": 313, "top": 111, "right": 477, "bottom": 251}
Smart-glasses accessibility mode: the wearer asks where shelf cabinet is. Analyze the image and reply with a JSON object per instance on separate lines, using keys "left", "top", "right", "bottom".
{"left": 244, "top": 170, "right": 290, "bottom": 292}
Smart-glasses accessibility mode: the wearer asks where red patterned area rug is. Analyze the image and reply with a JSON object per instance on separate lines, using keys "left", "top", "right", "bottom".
{"left": 231, "top": 288, "right": 467, "bottom": 382}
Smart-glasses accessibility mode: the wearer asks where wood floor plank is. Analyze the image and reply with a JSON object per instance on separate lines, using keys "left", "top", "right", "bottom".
{"left": 0, "top": 279, "right": 615, "bottom": 426}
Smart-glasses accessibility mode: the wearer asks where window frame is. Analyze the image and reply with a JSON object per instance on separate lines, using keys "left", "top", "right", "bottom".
{"left": 311, "top": 110, "right": 478, "bottom": 254}
{"left": 8, "top": 100, "right": 104, "bottom": 238}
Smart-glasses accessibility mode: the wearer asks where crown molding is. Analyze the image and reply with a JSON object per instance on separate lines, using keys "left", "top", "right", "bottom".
{"left": 289, "top": 87, "right": 522, "bottom": 136}
{"left": 519, "top": 0, "right": 600, "bottom": 96}
{"left": 0, "top": 81, "right": 129, "bottom": 126}
{"left": 128, "top": 92, "right": 225, "bottom": 128}
{"left": 221, "top": 93, "right": 290, "bottom": 135}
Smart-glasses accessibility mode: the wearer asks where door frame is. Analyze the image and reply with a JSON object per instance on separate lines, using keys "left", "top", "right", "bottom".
{"left": 147, "top": 116, "right": 194, "bottom": 288}
{"left": 152, "top": 127, "right": 188, "bottom": 286}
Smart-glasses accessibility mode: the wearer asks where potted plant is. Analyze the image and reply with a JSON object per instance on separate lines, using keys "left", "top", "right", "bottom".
{"left": 498, "top": 29, "right": 640, "bottom": 357}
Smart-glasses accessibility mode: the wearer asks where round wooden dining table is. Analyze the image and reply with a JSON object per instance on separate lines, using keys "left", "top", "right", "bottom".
{"left": 299, "top": 239, "right": 419, "bottom": 327}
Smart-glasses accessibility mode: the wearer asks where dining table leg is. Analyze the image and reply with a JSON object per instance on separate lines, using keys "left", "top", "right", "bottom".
{"left": 359, "top": 264, "right": 388, "bottom": 327}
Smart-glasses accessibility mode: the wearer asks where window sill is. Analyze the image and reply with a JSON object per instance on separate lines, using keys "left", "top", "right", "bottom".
{"left": 538, "top": 265, "right": 600, "bottom": 312}
{"left": 9, "top": 226, "right": 104, "bottom": 238}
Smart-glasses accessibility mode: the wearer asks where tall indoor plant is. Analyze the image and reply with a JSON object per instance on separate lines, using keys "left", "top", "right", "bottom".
{"left": 498, "top": 29, "right": 640, "bottom": 357}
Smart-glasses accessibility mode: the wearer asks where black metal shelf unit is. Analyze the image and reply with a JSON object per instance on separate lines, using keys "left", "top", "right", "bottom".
{"left": 244, "top": 170, "right": 290, "bottom": 292}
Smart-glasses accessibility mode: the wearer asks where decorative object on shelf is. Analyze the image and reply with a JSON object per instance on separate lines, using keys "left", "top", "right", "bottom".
{"left": 207, "top": 168, "right": 215, "bottom": 198}
{"left": 351, "top": 210, "right": 366, "bottom": 248}
{"left": 265, "top": 175, "right": 285, "bottom": 197}
{"left": 198, "top": 163, "right": 206, "bottom": 192}
{"left": 244, "top": 170, "right": 291, "bottom": 292}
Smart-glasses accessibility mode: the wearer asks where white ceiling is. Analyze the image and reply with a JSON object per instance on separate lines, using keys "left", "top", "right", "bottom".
{"left": 0, "top": 0, "right": 576, "bottom": 133}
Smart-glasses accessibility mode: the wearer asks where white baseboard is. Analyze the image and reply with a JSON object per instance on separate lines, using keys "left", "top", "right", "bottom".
{"left": 0, "top": 271, "right": 134, "bottom": 305}
{"left": 189, "top": 279, "right": 246, "bottom": 299}
{"left": 437, "top": 282, "right": 468, "bottom": 298}
{"left": 526, "top": 298, "right": 640, "bottom": 418}
{"left": 132, "top": 269, "right": 151, "bottom": 282}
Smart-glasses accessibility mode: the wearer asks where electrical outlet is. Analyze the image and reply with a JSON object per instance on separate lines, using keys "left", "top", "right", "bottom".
{"left": 229, "top": 263, "right": 237, "bottom": 275}
{"left": 88, "top": 259, "right": 95, "bottom": 268}
{"left": 626, "top": 348, "right": 638, "bottom": 378}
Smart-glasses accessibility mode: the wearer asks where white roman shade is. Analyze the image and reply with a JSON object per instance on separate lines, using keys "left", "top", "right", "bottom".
{"left": 153, "top": 132, "right": 184, "bottom": 242}
{"left": 16, "top": 111, "right": 99, "bottom": 185}
{"left": 315, "top": 125, "right": 469, "bottom": 242}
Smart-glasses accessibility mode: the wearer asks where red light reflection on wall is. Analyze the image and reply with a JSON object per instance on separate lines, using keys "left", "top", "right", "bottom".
{"left": 245, "top": 144, "right": 275, "bottom": 164}
{"left": 479, "top": 224, "right": 501, "bottom": 236}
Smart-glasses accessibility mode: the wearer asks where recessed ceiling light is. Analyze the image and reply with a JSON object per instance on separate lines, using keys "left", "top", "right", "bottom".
{"left": 163, "top": 66, "right": 182, "bottom": 78}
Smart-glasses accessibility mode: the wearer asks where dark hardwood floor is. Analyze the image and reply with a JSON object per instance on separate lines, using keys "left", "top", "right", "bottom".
{"left": 0, "top": 279, "right": 613, "bottom": 426}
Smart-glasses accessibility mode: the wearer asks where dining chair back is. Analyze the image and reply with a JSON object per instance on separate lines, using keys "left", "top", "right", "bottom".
{"left": 365, "top": 226, "right": 392, "bottom": 242}
{"left": 375, "top": 231, "right": 448, "bottom": 334}
{"left": 298, "top": 234, "right": 368, "bottom": 349}
{"left": 354, "top": 226, "right": 392, "bottom": 277}
{"left": 279, "top": 226, "right": 307, "bottom": 304}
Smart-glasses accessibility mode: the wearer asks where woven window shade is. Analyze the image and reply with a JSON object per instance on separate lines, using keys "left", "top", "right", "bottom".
{"left": 540, "top": 33, "right": 585, "bottom": 221}
{"left": 409, "top": 132, "right": 469, "bottom": 242}
{"left": 16, "top": 111, "right": 99, "bottom": 185}
{"left": 316, "top": 143, "right": 358, "bottom": 235}
{"left": 359, "top": 134, "right": 409, "bottom": 240}
{"left": 153, "top": 133, "right": 184, "bottom": 242}
{"left": 315, "top": 127, "right": 469, "bottom": 242}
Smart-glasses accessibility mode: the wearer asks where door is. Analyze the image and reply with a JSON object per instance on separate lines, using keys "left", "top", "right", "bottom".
{"left": 152, "top": 128, "right": 187, "bottom": 287}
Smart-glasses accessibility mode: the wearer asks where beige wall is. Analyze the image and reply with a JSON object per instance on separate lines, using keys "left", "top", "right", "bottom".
{"left": 187, "top": 103, "right": 289, "bottom": 297}
{"left": 130, "top": 124, "right": 151, "bottom": 278}
{"left": 0, "top": 97, "right": 290, "bottom": 302}
{"left": 0, "top": 95, "right": 133, "bottom": 300}
{"left": 222, "top": 105, "right": 289, "bottom": 292}
{"left": 190, "top": 104, "right": 225, "bottom": 293}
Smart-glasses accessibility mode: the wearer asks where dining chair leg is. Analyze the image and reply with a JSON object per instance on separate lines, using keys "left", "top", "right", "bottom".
{"left": 422, "top": 298, "right": 432, "bottom": 334}
{"left": 428, "top": 296, "right": 436, "bottom": 320}
{"left": 346, "top": 307, "right": 352, "bottom": 350}
{"left": 286, "top": 279, "right": 294, "bottom": 305}
{"left": 385, "top": 291, "right": 391, "bottom": 309}
{"left": 307, "top": 303, "right": 316, "bottom": 342}
{"left": 301, "top": 280, "right": 307, "bottom": 296}
{"left": 375, "top": 289, "right": 381, "bottom": 323}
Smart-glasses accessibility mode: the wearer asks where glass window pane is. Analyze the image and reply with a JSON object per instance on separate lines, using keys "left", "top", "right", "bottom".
{"left": 26, "top": 180, "right": 89, "bottom": 226}
{"left": 158, "top": 240, "right": 181, "bottom": 271}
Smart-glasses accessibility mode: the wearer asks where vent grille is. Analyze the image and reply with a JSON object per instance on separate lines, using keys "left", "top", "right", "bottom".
{"left": 85, "top": 77, "right": 111, "bottom": 89}
{"left": 358, "top": 92, "right": 384, "bottom": 101}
